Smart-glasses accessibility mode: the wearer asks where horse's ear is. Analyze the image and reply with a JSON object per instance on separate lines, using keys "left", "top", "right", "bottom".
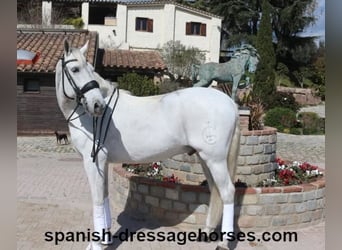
{"left": 80, "top": 40, "right": 89, "bottom": 55}
{"left": 64, "top": 39, "right": 71, "bottom": 55}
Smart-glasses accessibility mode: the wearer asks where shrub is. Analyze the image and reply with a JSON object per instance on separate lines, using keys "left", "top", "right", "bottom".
{"left": 298, "top": 112, "right": 324, "bottom": 135}
{"left": 264, "top": 107, "right": 297, "bottom": 132}
{"left": 63, "top": 17, "right": 84, "bottom": 29}
{"left": 238, "top": 91, "right": 264, "bottom": 130}
{"left": 270, "top": 92, "right": 300, "bottom": 112}
{"left": 118, "top": 72, "right": 159, "bottom": 96}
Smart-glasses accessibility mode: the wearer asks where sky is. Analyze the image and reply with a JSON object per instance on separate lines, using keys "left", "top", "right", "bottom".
{"left": 301, "top": 0, "right": 325, "bottom": 41}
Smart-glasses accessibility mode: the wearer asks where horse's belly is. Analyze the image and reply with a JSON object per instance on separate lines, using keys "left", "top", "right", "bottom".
{"left": 106, "top": 134, "right": 188, "bottom": 163}
{"left": 106, "top": 117, "right": 187, "bottom": 163}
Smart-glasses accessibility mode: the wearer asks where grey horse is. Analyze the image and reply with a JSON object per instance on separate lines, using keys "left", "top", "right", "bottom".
{"left": 192, "top": 45, "right": 259, "bottom": 101}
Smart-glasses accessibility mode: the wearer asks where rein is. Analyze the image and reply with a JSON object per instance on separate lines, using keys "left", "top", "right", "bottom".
{"left": 91, "top": 88, "right": 119, "bottom": 162}
{"left": 60, "top": 56, "right": 119, "bottom": 162}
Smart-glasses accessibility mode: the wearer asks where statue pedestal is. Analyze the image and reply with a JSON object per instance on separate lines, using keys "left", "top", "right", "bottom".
{"left": 239, "top": 107, "right": 250, "bottom": 131}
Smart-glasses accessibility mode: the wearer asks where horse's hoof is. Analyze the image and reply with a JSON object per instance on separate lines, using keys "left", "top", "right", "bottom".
{"left": 101, "top": 229, "right": 113, "bottom": 245}
{"left": 86, "top": 242, "right": 103, "bottom": 250}
{"left": 215, "top": 240, "right": 230, "bottom": 250}
{"left": 197, "top": 227, "right": 215, "bottom": 242}
{"left": 101, "top": 238, "right": 114, "bottom": 245}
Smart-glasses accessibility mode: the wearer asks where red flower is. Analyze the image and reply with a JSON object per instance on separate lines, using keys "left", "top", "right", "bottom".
{"left": 299, "top": 162, "right": 318, "bottom": 172}
{"left": 276, "top": 157, "right": 285, "bottom": 166}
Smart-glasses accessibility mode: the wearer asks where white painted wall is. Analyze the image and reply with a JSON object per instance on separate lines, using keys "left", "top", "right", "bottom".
{"left": 125, "top": 5, "right": 165, "bottom": 50}
{"left": 40, "top": 1, "right": 221, "bottom": 62}
{"left": 122, "top": 3, "right": 221, "bottom": 62}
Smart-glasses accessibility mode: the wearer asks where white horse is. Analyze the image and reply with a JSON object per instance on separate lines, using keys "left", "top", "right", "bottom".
{"left": 55, "top": 40, "right": 240, "bottom": 250}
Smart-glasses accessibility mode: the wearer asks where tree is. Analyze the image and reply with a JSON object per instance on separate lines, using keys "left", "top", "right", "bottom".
{"left": 17, "top": 0, "right": 42, "bottom": 26}
{"left": 253, "top": 0, "right": 276, "bottom": 110}
{"left": 207, "top": 0, "right": 261, "bottom": 47}
{"left": 117, "top": 73, "right": 159, "bottom": 96}
{"left": 160, "top": 40, "right": 205, "bottom": 81}
{"left": 269, "top": 0, "right": 318, "bottom": 74}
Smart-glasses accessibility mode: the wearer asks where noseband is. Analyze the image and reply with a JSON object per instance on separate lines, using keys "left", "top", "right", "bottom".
{"left": 61, "top": 56, "right": 100, "bottom": 104}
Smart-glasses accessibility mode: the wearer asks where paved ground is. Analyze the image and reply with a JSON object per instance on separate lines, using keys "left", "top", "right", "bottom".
{"left": 17, "top": 132, "right": 325, "bottom": 250}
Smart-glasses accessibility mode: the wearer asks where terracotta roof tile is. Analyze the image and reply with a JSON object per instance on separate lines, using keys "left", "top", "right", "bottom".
{"left": 17, "top": 30, "right": 98, "bottom": 73}
{"left": 102, "top": 49, "right": 167, "bottom": 71}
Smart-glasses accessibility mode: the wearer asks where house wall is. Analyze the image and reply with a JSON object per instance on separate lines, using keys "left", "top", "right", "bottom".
{"left": 78, "top": 2, "right": 222, "bottom": 62}
{"left": 173, "top": 5, "right": 221, "bottom": 62}
{"left": 126, "top": 5, "right": 165, "bottom": 50}
{"left": 17, "top": 74, "right": 68, "bottom": 134}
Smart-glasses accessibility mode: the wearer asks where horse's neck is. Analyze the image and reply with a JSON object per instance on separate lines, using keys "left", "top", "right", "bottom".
{"left": 94, "top": 72, "right": 117, "bottom": 98}
{"left": 234, "top": 55, "right": 249, "bottom": 68}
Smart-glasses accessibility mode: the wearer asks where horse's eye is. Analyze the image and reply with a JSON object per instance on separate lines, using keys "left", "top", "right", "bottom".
{"left": 71, "top": 67, "right": 79, "bottom": 73}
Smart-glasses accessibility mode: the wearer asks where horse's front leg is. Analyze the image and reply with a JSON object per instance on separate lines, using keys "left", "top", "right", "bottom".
{"left": 231, "top": 75, "right": 242, "bottom": 102}
{"left": 83, "top": 154, "right": 113, "bottom": 249}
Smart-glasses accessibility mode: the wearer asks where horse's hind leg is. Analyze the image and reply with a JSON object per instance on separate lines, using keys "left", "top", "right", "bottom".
{"left": 199, "top": 154, "right": 235, "bottom": 250}
{"left": 83, "top": 155, "right": 113, "bottom": 249}
{"left": 199, "top": 158, "right": 223, "bottom": 235}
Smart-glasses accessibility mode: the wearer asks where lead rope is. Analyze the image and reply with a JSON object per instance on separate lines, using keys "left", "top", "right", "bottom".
{"left": 91, "top": 88, "right": 119, "bottom": 162}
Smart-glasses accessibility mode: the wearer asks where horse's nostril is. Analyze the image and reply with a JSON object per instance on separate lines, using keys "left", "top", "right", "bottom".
{"left": 94, "top": 102, "right": 104, "bottom": 113}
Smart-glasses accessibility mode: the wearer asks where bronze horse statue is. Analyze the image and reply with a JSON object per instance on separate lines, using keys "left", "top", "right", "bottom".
{"left": 192, "top": 45, "right": 259, "bottom": 101}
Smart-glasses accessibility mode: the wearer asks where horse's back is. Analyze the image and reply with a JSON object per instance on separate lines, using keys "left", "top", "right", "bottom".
{"left": 164, "top": 87, "right": 238, "bottom": 133}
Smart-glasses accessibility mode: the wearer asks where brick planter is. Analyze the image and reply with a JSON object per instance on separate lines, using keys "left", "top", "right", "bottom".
{"left": 111, "top": 164, "right": 325, "bottom": 231}
{"left": 161, "top": 127, "right": 278, "bottom": 187}
{"left": 237, "top": 127, "right": 278, "bottom": 186}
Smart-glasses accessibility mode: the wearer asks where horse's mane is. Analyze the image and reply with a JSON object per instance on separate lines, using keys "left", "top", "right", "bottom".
{"left": 93, "top": 71, "right": 132, "bottom": 97}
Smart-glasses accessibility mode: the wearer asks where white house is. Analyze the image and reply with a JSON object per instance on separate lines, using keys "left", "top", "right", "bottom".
{"left": 39, "top": 0, "right": 222, "bottom": 63}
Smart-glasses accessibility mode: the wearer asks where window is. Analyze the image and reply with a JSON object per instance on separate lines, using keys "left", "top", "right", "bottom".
{"left": 24, "top": 79, "right": 40, "bottom": 93}
{"left": 89, "top": 3, "right": 116, "bottom": 25}
{"left": 186, "top": 22, "right": 206, "bottom": 36}
{"left": 135, "top": 17, "right": 153, "bottom": 32}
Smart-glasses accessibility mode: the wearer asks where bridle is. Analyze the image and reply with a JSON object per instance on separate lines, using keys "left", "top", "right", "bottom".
{"left": 61, "top": 55, "right": 100, "bottom": 105}
{"left": 60, "top": 55, "right": 119, "bottom": 162}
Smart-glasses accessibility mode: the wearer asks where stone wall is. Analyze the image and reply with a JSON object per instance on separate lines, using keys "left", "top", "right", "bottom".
{"left": 161, "top": 127, "right": 277, "bottom": 187}
{"left": 237, "top": 127, "right": 278, "bottom": 186}
{"left": 111, "top": 164, "right": 325, "bottom": 231}
{"left": 276, "top": 86, "right": 322, "bottom": 106}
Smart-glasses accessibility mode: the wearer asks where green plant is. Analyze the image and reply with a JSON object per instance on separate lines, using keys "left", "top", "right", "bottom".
{"left": 264, "top": 107, "right": 296, "bottom": 132}
{"left": 270, "top": 92, "right": 300, "bottom": 112}
{"left": 118, "top": 72, "right": 159, "bottom": 96}
{"left": 238, "top": 91, "right": 264, "bottom": 130}
{"left": 298, "top": 112, "right": 324, "bottom": 135}
{"left": 253, "top": 0, "right": 277, "bottom": 111}
{"left": 62, "top": 17, "right": 84, "bottom": 29}
{"left": 160, "top": 40, "right": 205, "bottom": 80}
{"left": 258, "top": 158, "right": 323, "bottom": 187}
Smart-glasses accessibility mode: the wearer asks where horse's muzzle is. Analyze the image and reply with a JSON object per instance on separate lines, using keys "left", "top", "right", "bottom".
{"left": 93, "top": 101, "right": 105, "bottom": 116}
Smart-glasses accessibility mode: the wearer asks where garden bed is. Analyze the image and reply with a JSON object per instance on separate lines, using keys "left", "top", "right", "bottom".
{"left": 111, "top": 163, "right": 325, "bottom": 231}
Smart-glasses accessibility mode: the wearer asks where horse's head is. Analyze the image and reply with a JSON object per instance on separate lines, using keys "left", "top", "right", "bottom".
{"left": 59, "top": 40, "right": 106, "bottom": 117}
{"left": 240, "top": 45, "right": 259, "bottom": 73}
{"left": 247, "top": 53, "right": 259, "bottom": 73}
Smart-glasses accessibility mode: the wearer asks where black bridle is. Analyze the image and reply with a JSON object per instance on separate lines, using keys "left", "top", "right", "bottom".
{"left": 60, "top": 55, "right": 119, "bottom": 162}
{"left": 61, "top": 56, "right": 100, "bottom": 105}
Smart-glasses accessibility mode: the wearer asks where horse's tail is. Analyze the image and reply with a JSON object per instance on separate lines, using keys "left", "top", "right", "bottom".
{"left": 227, "top": 116, "right": 240, "bottom": 182}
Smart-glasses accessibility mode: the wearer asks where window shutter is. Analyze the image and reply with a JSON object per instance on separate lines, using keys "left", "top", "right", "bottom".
{"left": 135, "top": 18, "right": 139, "bottom": 31}
{"left": 200, "top": 23, "right": 206, "bottom": 36}
{"left": 147, "top": 18, "right": 153, "bottom": 32}
{"left": 186, "top": 22, "right": 191, "bottom": 35}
